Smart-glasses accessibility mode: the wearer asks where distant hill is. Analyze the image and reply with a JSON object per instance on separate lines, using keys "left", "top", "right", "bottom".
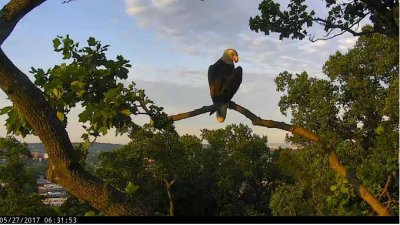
{"left": 27, "top": 142, "right": 122, "bottom": 154}
{"left": 202, "top": 143, "right": 297, "bottom": 150}
{"left": 28, "top": 142, "right": 296, "bottom": 154}
{"left": 268, "top": 143, "right": 298, "bottom": 150}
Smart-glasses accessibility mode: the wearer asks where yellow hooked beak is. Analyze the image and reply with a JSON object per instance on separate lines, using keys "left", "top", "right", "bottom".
{"left": 231, "top": 55, "right": 239, "bottom": 63}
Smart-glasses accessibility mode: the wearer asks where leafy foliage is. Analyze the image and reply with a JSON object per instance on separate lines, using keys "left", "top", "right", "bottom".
{"left": 0, "top": 35, "right": 172, "bottom": 155}
{"left": 249, "top": 0, "right": 399, "bottom": 40}
{"left": 200, "top": 124, "right": 281, "bottom": 216}
{"left": 271, "top": 31, "right": 399, "bottom": 215}
{"left": 0, "top": 19, "right": 396, "bottom": 216}
{"left": 58, "top": 195, "right": 99, "bottom": 216}
{"left": 270, "top": 146, "right": 335, "bottom": 215}
{"left": 95, "top": 124, "right": 281, "bottom": 216}
{"left": 270, "top": 183, "right": 308, "bottom": 216}
{"left": 250, "top": 0, "right": 314, "bottom": 40}
{"left": 0, "top": 137, "right": 58, "bottom": 216}
{"left": 125, "top": 181, "right": 140, "bottom": 195}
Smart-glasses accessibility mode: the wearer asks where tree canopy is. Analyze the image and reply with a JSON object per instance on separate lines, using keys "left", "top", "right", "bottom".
{"left": 94, "top": 124, "right": 281, "bottom": 216}
{"left": 0, "top": 137, "right": 58, "bottom": 216}
{"left": 0, "top": 0, "right": 397, "bottom": 217}
{"left": 249, "top": 0, "right": 399, "bottom": 41}
{"left": 271, "top": 28, "right": 399, "bottom": 215}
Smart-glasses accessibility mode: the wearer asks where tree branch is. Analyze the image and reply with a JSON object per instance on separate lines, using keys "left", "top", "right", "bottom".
{"left": 379, "top": 174, "right": 394, "bottom": 203}
{"left": 163, "top": 178, "right": 176, "bottom": 216}
{"left": 310, "top": 30, "right": 346, "bottom": 42}
{"left": 0, "top": 0, "right": 46, "bottom": 46}
{"left": 312, "top": 16, "right": 376, "bottom": 38}
{"left": 0, "top": 0, "right": 147, "bottom": 216}
{"left": 168, "top": 101, "right": 391, "bottom": 216}
{"left": 0, "top": 0, "right": 392, "bottom": 217}
{"left": 168, "top": 105, "right": 215, "bottom": 122}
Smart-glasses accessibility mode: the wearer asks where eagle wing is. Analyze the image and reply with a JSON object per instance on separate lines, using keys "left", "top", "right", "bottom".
{"left": 225, "top": 66, "right": 242, "bottom": 101}
{"left": 208, "top": 65, "right": 225, "bottom": 103}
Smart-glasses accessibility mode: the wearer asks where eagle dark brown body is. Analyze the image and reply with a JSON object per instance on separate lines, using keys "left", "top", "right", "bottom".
{"left": 208, "top": 52, "right": 242, "bottom": 123}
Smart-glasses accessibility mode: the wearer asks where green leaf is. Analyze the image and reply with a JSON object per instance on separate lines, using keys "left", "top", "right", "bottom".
{"left": 56, "top": 111, "right": 65, "bottom": 122}
{"left": 52, "top": 88, "right": 61, "bottom": 99}
{"left": 120, "top": 109, "right": 131, "bottom": 116}
{"left": 88, "top": 37, "right": 96, "bottom": 46}
{"left": 374, "top": 125, "right": 384, "bottom": 135}
{"left": 99, "top": 126, "right": 108, "bottom": 135}
{"left": 84, "top": 211, "right": 96, "bottom": 216}
{"left": 63, "top": 51, "right": 71, "bottom": 59}
{"left": 71, "top": 80, "right": 85, "bottom": 88}
{"left": 30, "top": 67, "right": 38, "bottom": 73}
{"left": 82, "top": 139, "right": 91, "bottom": 150}
{"left": 149, "top": 118, "right": 155, "bottom": 127}
{"left": 124, "top": 181, "right": 139, "bottom": 195}
{"left": 340, "top": 186, "right": 348, "bottom": 194}
{"left": 326, "top": 196, "right": 334, "bottom": 205}
{"left": 330, "top": 185, "right": 337, "bottom": 191}
{"left": 53, "top": 38, "right": 61, "bottom": 49}
{"left": 0, "top": 106, "right": 12, "bottom": 115}
{"left": 71, "top": 80, "right": 86, "bottom": 97}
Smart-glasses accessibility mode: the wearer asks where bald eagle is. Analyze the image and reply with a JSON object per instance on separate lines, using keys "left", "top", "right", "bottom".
{"left": 208, "top": 49, "right": 242, "bottom": 123}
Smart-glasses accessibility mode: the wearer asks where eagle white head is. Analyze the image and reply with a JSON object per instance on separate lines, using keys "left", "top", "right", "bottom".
{"left": 221, "top": 48, "right": 239, "bottom": 64}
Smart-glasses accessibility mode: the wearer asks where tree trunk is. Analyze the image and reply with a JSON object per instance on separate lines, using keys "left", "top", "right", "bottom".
{"left": 0, "top": 0, "right": 147, "bottom": 216}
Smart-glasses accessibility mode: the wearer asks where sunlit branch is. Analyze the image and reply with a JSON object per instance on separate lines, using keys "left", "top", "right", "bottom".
{"left": 168, "top": 101, "right": 321, "bottom": 143}
{"left": 168, "top": 105, "right": 215, "bottom": 121}
{"left": 163, "top": 178, "right": 176, "bottom": 217}
{"left": 167, "top": 101, "right": 391, "bottom": 216}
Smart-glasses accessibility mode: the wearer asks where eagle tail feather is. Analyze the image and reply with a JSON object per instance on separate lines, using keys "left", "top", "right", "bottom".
{"left": 216, "top": 103, "right": 229, "bottom": 123}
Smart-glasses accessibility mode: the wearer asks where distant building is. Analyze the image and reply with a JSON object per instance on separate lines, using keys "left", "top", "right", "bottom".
{"left": 31, "top": 151, "right": 41, "bottom": 159}
{"left": 37, "top": 175, "right": 68, "bottom": 206}
{"left": 268, "top": 143, "right": 299, "bottom": 150}
{"left": 37, "top": 175, "right": 50, "bottom": 186}
{"left": 31, "top": 151, "right": 48, "bottom": 163}
{"left": 42, "top": 197, "right": 68, "bottom": 207}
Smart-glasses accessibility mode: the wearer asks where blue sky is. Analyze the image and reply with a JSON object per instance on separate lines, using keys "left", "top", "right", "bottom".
{"left": 0, "top": 0, "right": 359, "bottom": 144}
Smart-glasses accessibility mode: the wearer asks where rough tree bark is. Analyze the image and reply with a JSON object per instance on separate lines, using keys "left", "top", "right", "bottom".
{"left": 0, "top": 0, "right": 392, "bottom": 217}
{"left": 168, "top": 102, "right": 391, "bottom": 216}
{"left": 0, "top": 0, "right": 147, "bottom": 216}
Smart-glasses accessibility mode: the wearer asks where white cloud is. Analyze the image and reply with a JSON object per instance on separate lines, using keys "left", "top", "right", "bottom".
{"left": 123, "top": 0, "right": 358, "bottom": 81}
{"left": 337, "top": 36, "right": 359, "bottom": 51}
{"left": 1, "top": 0, "right": 361, "bottom": 144}
{"left": 124, "top": 0, "right": 258, "bottom": 56}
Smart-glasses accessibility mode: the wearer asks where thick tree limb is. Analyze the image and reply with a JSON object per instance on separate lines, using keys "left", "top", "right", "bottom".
{"left": 0, "top": 0, "right": 46, "bottom": 46}
{"left": 168, "top": 102, "right": 391, "bottom": 216}
{"left": 0, "top": 49, "right": 147, "bottom": 216}
{"left": 0, "top": 0, "right": 392, "bottom": 217}
{"left": 0, "top": 0, "right": 147, "bottom": 216}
